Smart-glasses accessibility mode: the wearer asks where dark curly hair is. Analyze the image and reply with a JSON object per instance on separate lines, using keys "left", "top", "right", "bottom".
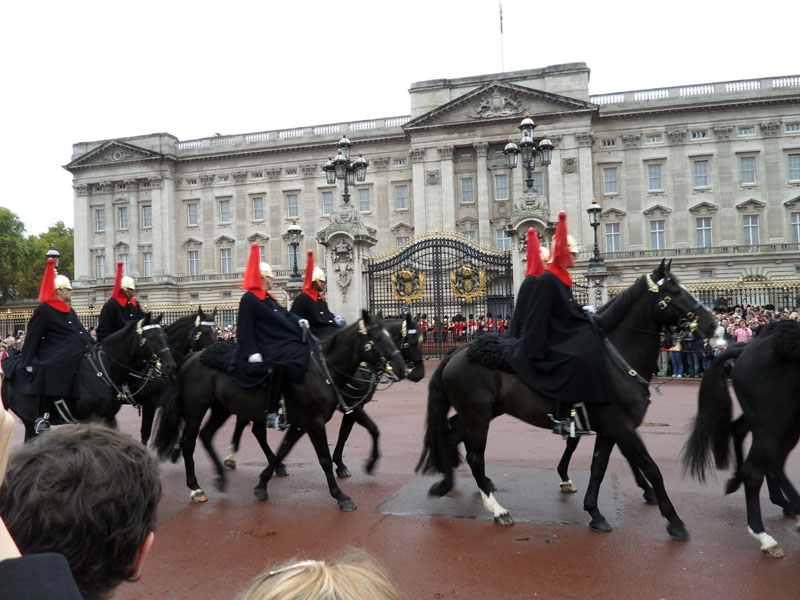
{"left": 0, "top": 423, "right": 161, "bottom": 600}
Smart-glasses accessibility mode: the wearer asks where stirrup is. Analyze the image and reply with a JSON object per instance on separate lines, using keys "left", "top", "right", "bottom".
{"left": 266, "top": 412, "right": 280, "bottom": 429}
{"left": 34, "top": 413, "right": 51, "bottom": 435}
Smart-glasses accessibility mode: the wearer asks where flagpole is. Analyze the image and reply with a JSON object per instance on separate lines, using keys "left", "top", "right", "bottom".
{"left": 499, "top": 0, "right": 505, "bottom": 72}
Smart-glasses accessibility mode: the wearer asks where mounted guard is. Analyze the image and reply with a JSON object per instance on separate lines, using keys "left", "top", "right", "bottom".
{"left": 95, "top": 261, "right": 145, "bottom": 342}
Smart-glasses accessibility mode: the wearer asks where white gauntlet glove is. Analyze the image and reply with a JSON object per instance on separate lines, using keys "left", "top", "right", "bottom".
{"left": 334, "top": 315, "right": 346, "bottom": 327}
{"left": 297, "top": 319, "right": 310, "bottom": 330}
{"left": 248, "top": 353, "right": 263, "bottom": 363}
{"left": 582, "top": 305, "right": 597, "bottom": 314}
{"left": 25, "top": 365, "right": 33, "bottom": 373}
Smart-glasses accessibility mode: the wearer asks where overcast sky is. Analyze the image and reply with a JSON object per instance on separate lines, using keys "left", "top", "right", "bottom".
{"left": 3, "top": 0, "right": 797, "bottom": 235}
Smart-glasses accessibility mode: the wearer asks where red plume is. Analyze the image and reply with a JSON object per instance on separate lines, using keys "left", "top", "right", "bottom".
{"left": 111, "top": 261, "right": 129, "bottom": 306}
{"left": 241, "top": 243, "right": 266, "bottom": 299}
{"left": 300, "top": 251, "right": 315, "bottom": 298}
{"left": 546, "top": 212, "right": 573, "bottom": 286}
{"left": 38, "top": 258, "right": 57, "bottom": 302}
{"left": 525, "top": 228, "right": 544, "bottom": 277}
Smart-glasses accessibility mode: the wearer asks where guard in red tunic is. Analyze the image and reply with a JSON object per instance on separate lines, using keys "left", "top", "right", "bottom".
{"left": 290, "top": 251, "right": 343, "bottom": 340}
{"left": 95, "top": 262, "right": 145, "bottom": 343}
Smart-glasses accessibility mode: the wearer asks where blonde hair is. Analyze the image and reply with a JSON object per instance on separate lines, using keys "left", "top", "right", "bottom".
{"left": 239, "top": 551, "right": 401, "bottom": 600}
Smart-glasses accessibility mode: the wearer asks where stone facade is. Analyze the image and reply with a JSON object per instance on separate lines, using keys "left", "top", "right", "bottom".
{"left": 65, "top": 63, "right": 800, "bottom": 317}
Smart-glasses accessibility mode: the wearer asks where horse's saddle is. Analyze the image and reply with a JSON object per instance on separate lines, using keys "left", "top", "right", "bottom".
{"left": 466, "top": 334, "right": 517, "bottom": 373}
{"left": 199, "top": 341, "right": 238, "bottom": 372}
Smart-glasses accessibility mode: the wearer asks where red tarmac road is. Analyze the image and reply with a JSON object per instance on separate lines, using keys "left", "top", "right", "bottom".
{"left": 9, "top": 363, "right": 800, "bottom": 599}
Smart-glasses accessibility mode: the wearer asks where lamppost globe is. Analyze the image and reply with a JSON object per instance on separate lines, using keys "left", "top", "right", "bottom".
{"left": 504, "top": 113, "right": 554, "bottom": 192}
{"left": 46, "top": 245, "right": 60, "bottom": 268}
{"left": 328, "top": 133, "right": 368, "bottom": 205}
{"left": 287, "top": 222, "right": 303, "bottom": 279}
{"left": 586, "top": 199, "right": 605, "bottom": 268}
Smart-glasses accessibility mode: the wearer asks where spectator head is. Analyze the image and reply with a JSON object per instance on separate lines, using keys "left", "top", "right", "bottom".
{"left": 239, "top": 550, "right": 401, "bottom": 600}
{"left": 0, "top": 423, "right": 161, "bottom": 600}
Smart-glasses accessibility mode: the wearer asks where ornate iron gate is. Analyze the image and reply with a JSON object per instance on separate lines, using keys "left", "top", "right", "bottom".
{"left": 367, "top": 232, "right": 513, "bottom": 358}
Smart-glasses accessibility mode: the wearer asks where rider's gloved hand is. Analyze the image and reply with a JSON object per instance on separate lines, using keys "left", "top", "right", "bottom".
{"left": 334, "top": 315, "right": 346, "bottom": 327}
{"left": 582, "top": 305, "right": 597, "bottom": 314}
{"left": 24, "top": 366, "right": 33, "bottom": 373}
{"left": 297, "top": 319, "right": 310, "bottom": 330}
{"left": 248, "top": 353, "right": 263, "bottom": 363}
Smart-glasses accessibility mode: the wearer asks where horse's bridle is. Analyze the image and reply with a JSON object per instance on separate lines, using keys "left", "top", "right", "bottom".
{"left": 189, "top": 315, "right": 216, "bottom": 351}
{"left": 649, "top": 274, "right": 705, "bottom": 323}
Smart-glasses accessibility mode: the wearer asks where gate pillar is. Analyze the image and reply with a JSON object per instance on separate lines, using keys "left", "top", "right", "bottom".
{"left": 316, "top": 204, "right": 377, "bottom": 324}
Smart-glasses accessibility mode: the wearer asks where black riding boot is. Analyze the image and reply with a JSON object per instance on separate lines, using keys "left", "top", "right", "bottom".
{"left": 34, "top": 396, "right": 51, "bottom": 435}
{"left": 266, "top": 367, "right": 287, "bottom": 430}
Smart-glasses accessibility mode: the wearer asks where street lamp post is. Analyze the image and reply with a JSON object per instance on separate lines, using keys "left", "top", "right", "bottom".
{"left": 587, "top": 199, "right": 605, "bottom": 269}
{"left": 46, "top": 245, "right": 60, "bottom": 269}
{"left": 323, "top": 133, "right": 369, "bottom": 204}
{"left": 286, "top": 221, "right": 303, "bottom": 280}
{"left": 503, "top": 113, "right": 554, "bottom": 191}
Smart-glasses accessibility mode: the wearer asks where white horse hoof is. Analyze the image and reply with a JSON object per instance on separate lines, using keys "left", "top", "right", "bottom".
{"left": 223, "top": 455, "right": 237, "bottom": 469}
{"left": 190, "top": 489, "right": 208, "bottom": 503}
{"left": 762, "top": 544, "right": 785, "bottom": 559}
{"left": 559, "top": 480, "right": 578, "bottom": 494}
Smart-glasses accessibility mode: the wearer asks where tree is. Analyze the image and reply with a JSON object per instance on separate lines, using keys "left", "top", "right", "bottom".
{"left": 18, "top": 222, "right": 75, "bottom": 299}
{"left": 0, "top": 208, "right": 32, "bottom": 305}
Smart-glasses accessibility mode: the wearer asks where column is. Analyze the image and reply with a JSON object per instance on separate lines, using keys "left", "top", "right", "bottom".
{"left": 410, "top": 147, "right": 426, "bottom": 235}
{"left": 475, "top": 143, "right": 490, "bottom": 244}
{"left": 438, "top": 146, "right": 455, "bottom": 231}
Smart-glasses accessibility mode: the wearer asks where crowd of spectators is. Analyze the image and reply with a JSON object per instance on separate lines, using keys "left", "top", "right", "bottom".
{"left": 656, "top": 304, "right": 799, "bottom": 378}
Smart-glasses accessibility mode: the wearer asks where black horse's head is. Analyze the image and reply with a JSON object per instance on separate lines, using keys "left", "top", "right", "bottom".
{"left": 649, "top": 259, "right": 717, "bottom": 338}
{"left": 135, "top": 313, "right": 177, "bottom": 377}
{"left": 387, "top": 312, "right": 425, "bottom": 382}
{"left": 189, "top": 306, "right": 218, "bottom": 352}
{"left": 357, "top": 310, "right": 407, "bottom": 381}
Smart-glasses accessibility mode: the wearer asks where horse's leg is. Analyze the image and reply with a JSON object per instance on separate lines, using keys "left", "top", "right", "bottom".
{"left": 179, "top": 417, "right": 207, "bottom": 503}
{"left": 584, "top": 434, "right": 615, "bottom": 533}
{"left": 254, "top": 425, "right": 305, "bottom": 502}
{"left": 332, "top": 411, "right": 357, "bottom": 478}
{"left": 613, "top": 429, "right": 688, "bottom": 541}
{"left": 249, "top": 420, "right": 290, "bottom": 477}
{"left": 198, "top": 404, "right": 232, "bottom": 493}
{"left": 557, "top": 437, "right": 579, "bottom": 494}
{"left": 725, "top": 415, "right": 749, "bottom": 494}
{"left": 462, "top": 417, "right": 512, "bottom": 526}
{"left": 741, "top": 433, "right": 785, "bottom": 557}
{"left": 630, "top": 464, "right": 657, "bottom": 505}
{"left": 224, "top": 416, "right": 249, "bottom": 469}
{"left": 305, "top": 421, "right": 356, "bottom": 511}
{"left": 140, "top": 402, "right": 156, "bottom": 446}
{"left": 428, "top": 413, "right": 464, "bottom": 497}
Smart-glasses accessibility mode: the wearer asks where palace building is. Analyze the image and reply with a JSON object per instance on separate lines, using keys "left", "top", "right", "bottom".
{"left": 65, "top": 62, "right": 800, "bottom": 321}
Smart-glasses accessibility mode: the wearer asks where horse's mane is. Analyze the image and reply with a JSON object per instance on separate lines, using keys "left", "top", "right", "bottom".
{"left": 165, "top": 312, "right": 197, "bottom": 333}
{"left": 596, "top": 275, "right": 650, "bottom": 334}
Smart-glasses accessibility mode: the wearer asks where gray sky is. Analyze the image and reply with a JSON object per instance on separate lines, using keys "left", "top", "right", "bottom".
{"left": 3, "top": 0, "right": 797, "bottom": 235}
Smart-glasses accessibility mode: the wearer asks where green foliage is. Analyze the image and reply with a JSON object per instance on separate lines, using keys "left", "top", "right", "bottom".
{"left": 0, "top": 209, "right": 74, "bottom": 304}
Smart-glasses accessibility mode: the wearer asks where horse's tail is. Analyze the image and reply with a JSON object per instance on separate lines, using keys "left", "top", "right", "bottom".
{"left": 416, "top": 347, "right": 463, "bottom": 475}
{"left": 682, "top": 343, "right": 746, "bottom": 481}
{"left": 153, "top": 380, "right": 184, "bottom": 460}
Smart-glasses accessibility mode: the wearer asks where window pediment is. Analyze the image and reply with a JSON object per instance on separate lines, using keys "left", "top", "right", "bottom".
{"left": 214, "top": 235, "right": 235, "bottom": 246}
{"left": 783, "top": 196, "right": 800, "bottom": 209}
{"left": 390, "top": 221, "right": 414, "bottom": 235}
{"left": 735, "top": 199, "right": 765, "bottom": 211}
{"left": 601, "top": 208, "right": 627, "bottom": 219}
{"left": 643, "top": 204, "right": 672, "bottom": 217}
{"left": 247, "top": 233, "right": 269, "bottom": 244}
{"left": 181, "top": 237, "right": 203, "bottom": 248}
{"left": 688, "top": 201, "right": 719, "bottom": 215}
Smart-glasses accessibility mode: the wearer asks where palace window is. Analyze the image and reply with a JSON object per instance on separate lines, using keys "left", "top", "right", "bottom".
{"left": 96, "top": 255, "right": 106, "bottom": 279}
{"left": 791, "top": 212, "right": 800, "bottom": 243}
{"left": 95, "top": 208, "right": 105, "bottom": 232}
{"left": 743, "top": 214, "right": 760, "bottom": 245}
{"left": 461, "top": 178, "right": 474, "bottom": 204}
{"left": 693, "top": 160, "right": 709, "bottom": 188}
{"left": 188, "top": 250, "right": 199, "bottom": 275}
{"left": 789, "top": 155, "right": 800, "bottom": 182}
{"left": 322, "top": 191, "right": 334, "bottom": 215}
{"left": 252, "top": 197, "right": 264, "bottom": 220}
{"left": 529, "top": 172, "right": 544, "bottom": 196}
{"left": 187, "top": 203, "right": 198, "bottom": 226}
{"left": 118, "top": 253, "right": 128, "bottom": 274}
{"left": 217, "top": 175, "right": 230, "bottom": 183}
{"left": 118, "top": 206, "right": 128, "bottom": 230}
{"left": 219, "top": 199, "right": 231, "bottom": 223}
{"left": 696, "top": 217, "right": 712, "bottom": 247}
{"left": 395, "top": 185, "right": 408, "bottom": 211}
{"left": 785, "top": 123, "right": 800, "bottom": 133}
{"left": 393, "top": 158, "right": 407, "bottom": 167}
{"left": 142, "top": 252, "right": 153, "bottom": 276}
{"left": 740, "top": 156, "right": 757, "bottom": 184}
{"left": 647, "top": 164, "right": 663, "bottom": 192}
{"left": 605, "top": 223, "right": 621, "bottom": 252}
{"left": 358, "top": 188, "right": 371, "bottom": 213}
{"left": 396, "top": 236, "right": 410, "bottom": 247}
{"left": 494, "top": 174, "right": 509, "bottom": 200}
{"left": 650, "top": 219, "right": 666, "bottom": 250}
{"left": 603, "top": 167, "right": 618, "bottom": 195}
{"left": 142, "top": 205, "right": 152, "bottom": 228}
{"left": 220, "top": 248, "right": 232, "bottom": 274}
{"left": 646, "top": 134, "right": 662, "bottom": 144}
{"left": 691, "top": 130, "right": 708, "bottom": 140}
{"left": 495, "top": 229, "right": 511, "bottom": 251}
{"left": 462, "top": 230, "right": 476, "bottom": 241}
{"left": 739, "top": 126, "right": 755, "bottom": 136}
{"left": 287, "top": 194, "right": 298, "bottom": 218}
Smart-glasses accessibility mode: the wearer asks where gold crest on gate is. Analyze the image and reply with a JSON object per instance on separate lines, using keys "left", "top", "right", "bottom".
{"left": 451, "top": 264, "right": 486, "bottom": 304}
{"left": 391, "top": 266, "right": 425, "bottom": 304}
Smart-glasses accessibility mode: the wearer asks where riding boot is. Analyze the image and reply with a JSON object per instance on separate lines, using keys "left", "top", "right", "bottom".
{"left": 266, "top": 367, "right": 285, "bottom": 430}
{"left": 550, "top": 401, "right": 570, "bottom": 437}
{"left": 34, "top": 396, "right": 51, "bottom": 435}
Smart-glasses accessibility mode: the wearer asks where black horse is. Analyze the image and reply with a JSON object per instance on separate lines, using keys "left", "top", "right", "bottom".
{"left": 155, "top": 310, "right": 407, "bottom": 510}
{"left": 222, "top": 312, "right": 426, "bottom": 477}
{"left": 683, "top": 321, "right": 800, "bottom": 557}
{"left": 137, "top": 307, "right": 217, "bottom": 444}
{"left": 3, "top": 313, "right": 177, "bottom": 441}
{"left": 417, "top": 260, "right": 716, "bottom": 539}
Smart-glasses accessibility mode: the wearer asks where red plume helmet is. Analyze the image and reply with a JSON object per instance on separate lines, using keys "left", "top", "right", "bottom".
{"left": 241, "top": 243, "right": 266, "bottom": 299}
{"left": 546, "top": 211, "right": 573, "bottom": 286}
{"left": 38, "top": 258, "right": 57, "bottom": 303}
{"left": 525, "top": 228, "right": 544, "bottom": 277}
{"left": 301, "top": 250, "right": 320, "bottom": 301}
{"left": 110, "top": 261, "right": 130, "bottom": 306}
